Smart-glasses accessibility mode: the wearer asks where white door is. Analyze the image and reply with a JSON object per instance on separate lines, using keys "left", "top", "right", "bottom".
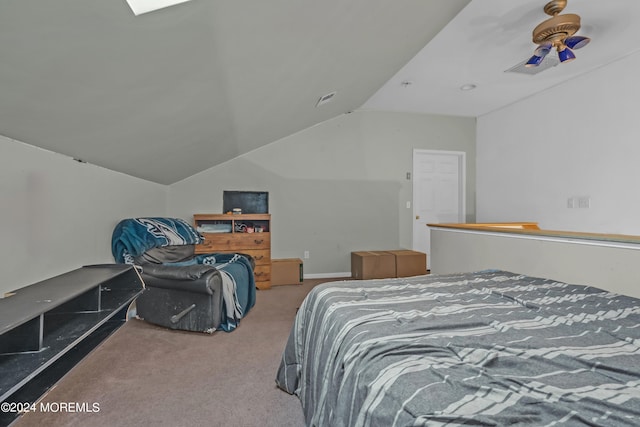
{"left": 412, "top": 150, "right": 465, "bottom": 268}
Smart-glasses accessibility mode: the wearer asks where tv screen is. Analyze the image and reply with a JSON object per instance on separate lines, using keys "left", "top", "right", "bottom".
{"left": 223, "top": 191, "right": 269, "bottom": 214}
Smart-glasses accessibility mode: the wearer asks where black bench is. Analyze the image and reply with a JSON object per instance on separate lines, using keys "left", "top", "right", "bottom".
{"left": 0, "top": 264, "right": 143, "bottom": 414}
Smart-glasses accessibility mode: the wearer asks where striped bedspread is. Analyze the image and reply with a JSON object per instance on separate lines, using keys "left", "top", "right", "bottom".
{"left": 276, "top": 270, "right": 640, "bottom": 426}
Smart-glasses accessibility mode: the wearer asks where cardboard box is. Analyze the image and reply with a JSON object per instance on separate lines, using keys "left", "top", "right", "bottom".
{"left": 351, "top": 251, "right": 396, "bottom": 280}
{"left": 271, "top": 258, "right": 303, "bottom": 286}
{"left": 386, "top": 250, "right": 427, "bottom": 278}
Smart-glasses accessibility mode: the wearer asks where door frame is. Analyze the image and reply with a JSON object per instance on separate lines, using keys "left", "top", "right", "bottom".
{"left": 412, "top": 149, "right": 467, "bottom": 252}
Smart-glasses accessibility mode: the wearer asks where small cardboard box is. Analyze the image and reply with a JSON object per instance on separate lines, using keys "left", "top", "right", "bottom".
{"left": 386, "top": 250, "right": 427, "bottom": 277}
{"left": 271, "top": 258, "right": 303, "bottom": 286}
{"left": 351, "top": 251, "right": 396, "bottom": 280}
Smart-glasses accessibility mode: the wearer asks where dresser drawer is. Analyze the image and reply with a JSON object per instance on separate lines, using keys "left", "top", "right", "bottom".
{"left": 255, "top": 279, "right": 271, "bottom": 290}
{"left": 237, "top": 249, "right": 270, "bottom": 265}
{"left": 196, "top": 232, "right": 270, "bottom": 252}
{"left": 255, "top": 264, "right": 271, "bottom": 290}
{"left": 254, "top": 264, "right": 271, "bottom": 282}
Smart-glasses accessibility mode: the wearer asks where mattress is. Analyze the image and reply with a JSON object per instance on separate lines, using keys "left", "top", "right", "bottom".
{"left": 276, "top": 270, "right": 640, "bottom": 426}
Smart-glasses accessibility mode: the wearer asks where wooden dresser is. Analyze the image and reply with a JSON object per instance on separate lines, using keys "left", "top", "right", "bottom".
{"left": 194, "top": 213, "right": 271, "bottom": 290}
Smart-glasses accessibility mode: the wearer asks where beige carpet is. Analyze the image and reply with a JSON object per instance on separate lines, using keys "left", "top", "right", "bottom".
{"left": 13, "top": 278, "right": 343, "bottom": 427}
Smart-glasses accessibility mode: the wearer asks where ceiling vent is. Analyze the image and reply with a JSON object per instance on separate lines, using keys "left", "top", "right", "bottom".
{"left": 505, "top": 55, "right": 560, "bottom": 75}
{"left": 315, "top": 91, "right": 337, "bottom": 107}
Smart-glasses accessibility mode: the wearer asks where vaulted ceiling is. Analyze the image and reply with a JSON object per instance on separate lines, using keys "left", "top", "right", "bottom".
{"left": 1, "top": 0, "right": 639, "bottom": 184}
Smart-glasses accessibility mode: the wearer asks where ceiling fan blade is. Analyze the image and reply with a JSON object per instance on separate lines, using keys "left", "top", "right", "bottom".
{"left": 525, "top": 55, "right": 544, "bottom": 67}
{"left": 126, "top": 0, "right": 192, "bottom": 16}
{"left": 525, "top": 43, "right": 551, "bottom": 68}
{"left": 558, "top": 46, "right": 576, "bottom": 63}
{"left": 533, "top": 43, "right": 552, "bottom": 57}
{"left": 565, "top": 36, "right": 591, "bottom": 50}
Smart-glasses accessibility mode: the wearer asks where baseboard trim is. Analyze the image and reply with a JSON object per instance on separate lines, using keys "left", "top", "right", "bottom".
{"left": 303, "top": 272, "right": 352, "bottom": 280}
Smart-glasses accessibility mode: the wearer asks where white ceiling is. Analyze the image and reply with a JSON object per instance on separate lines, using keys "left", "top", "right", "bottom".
{"left": 363, "top": 0, "right": 640, "bottom": 117}
{"left": 1, "top": 0, "right": 639, "bottom": 184}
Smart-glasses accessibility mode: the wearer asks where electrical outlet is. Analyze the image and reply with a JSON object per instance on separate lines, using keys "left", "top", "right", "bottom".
{"left": 567, "top": 197, "right": 575, "bottom": 208}
{"left": 577, "top": 196, "right": 591, "bottom": 209}
{"left": 304, "top": 251, "right": 310, "bottom": 259}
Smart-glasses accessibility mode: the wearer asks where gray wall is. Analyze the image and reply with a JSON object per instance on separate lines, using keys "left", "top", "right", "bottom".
{"left": 168, "top": 110, "right": 475, "bottom": 275}
{"left": 0, "top": 135, "right": 167, "bottom": 296}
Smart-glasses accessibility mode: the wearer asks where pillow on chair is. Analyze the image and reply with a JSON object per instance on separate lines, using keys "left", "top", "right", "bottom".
{"left": 136, "top": 245, "right": 196, "bottom": 264}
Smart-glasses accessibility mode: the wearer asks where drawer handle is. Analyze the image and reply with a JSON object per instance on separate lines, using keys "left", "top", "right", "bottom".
{"left": 254, "top": 255, "right": 264, "bottom": 260}
{"left": 255, "top": 272, "right": 264, "bottom": 277}
{"left": 254, "top": 239, "right": 264, "bottom": 244}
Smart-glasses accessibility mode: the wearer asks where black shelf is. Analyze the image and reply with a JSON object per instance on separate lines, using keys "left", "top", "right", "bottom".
{"left": 0, "top": 264, "right": 144, "bottom": 405}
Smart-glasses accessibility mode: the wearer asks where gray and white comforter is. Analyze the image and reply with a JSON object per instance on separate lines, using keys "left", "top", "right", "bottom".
{"left": 276, "top": 270, "right": 640, "bottom": 426}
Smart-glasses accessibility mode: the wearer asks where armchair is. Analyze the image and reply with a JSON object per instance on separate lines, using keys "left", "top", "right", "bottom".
{"left": 111, "top": 218, "right": 256, "bottom": 333}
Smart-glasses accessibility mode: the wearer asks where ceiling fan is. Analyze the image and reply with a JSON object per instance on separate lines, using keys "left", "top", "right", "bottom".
{"left": 126, "top": 0, "right": 193, "bottom": 16}
{"left": 525, "top": 0, "right": 591, "bottom": 67}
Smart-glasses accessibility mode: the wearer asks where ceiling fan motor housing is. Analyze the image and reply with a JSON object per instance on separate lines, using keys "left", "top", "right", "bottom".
{"left": 532, "top": 13, "right": 581, "bottom": 46}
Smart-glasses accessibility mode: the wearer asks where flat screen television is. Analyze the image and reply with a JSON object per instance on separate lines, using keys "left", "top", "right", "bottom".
{"left": 223, "top": 191, "right": 269, "bottom": 214}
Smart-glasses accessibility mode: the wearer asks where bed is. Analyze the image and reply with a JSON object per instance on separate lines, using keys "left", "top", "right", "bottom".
{"left": 276, "top": 270, "right": 640, "bottom": 426}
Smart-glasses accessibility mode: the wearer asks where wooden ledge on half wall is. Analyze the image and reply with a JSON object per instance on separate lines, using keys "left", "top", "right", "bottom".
{"left": 428, "top": 222, "right": 640, "bottom": 246}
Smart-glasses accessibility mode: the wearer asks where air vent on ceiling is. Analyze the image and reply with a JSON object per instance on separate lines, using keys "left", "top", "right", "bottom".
{"left": 505, "top": 55, "right": 560, "bottom": 75}
{"left": 315, "top": 91, "right": 337, "bottom": 107}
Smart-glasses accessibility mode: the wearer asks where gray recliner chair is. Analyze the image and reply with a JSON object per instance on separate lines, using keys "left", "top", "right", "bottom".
{"left": 112, "top": 218, "right": 256, "bottom": 333}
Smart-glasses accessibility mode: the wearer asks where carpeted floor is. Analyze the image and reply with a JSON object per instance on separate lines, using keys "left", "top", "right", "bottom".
{"left": 12, "top": 278, "right": 345, "bottom": 427}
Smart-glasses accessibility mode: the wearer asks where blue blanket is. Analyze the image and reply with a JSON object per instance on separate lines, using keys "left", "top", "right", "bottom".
{"left": 204, "top": 253, "right": 255, "bottom": 313}
{"left": 111, "top": 217, "right": 203, "bottom": 264}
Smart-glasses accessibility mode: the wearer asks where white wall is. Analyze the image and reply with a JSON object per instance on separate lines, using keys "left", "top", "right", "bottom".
{"left": 477, "top": 51, "right": 640, "bottom": 235}
{"left": 430, "top": 227, "right": 640, "bottom": 297}
{"left": 168, "top": 110, "right": 476, "bottom": 275}
{"left": 0, "top": 136, "right": 166, "bottom": 296}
